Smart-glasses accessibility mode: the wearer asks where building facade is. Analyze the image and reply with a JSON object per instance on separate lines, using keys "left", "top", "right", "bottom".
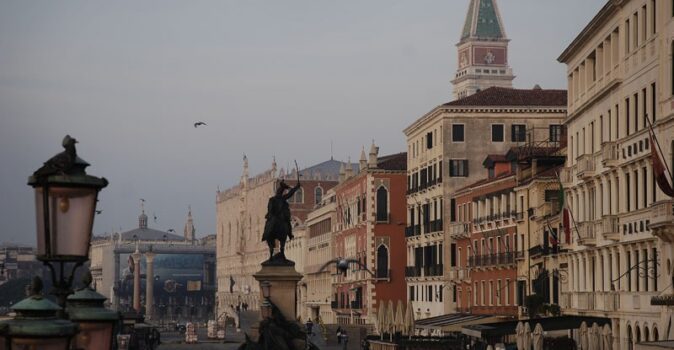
{"left": 404, "top": 87, "right": 567, "bottom": 318}
{"left": 301, "top": 189, "right": 337, "bottom": 324}
{"left": 331, "top": 146, "right": 407, "bottom": 326}
{"left": 89, "top": 206, "right": 216, "bottom": 321}
{"left": 451, "top": 157, "right": 518, "bottom": 320}
{"left": 215, "top": 157, "right": 341, "bottom": 313}
{"left": 557, "top": 0, "right": 674, "bottom": 347}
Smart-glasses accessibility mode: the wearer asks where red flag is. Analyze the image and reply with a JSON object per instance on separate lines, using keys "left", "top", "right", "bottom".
{"left": 650, "top": 132, "right": 674, "bottom": 197}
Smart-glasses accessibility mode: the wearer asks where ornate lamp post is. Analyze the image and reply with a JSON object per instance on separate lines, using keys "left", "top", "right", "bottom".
{"left": 0, "top": 277, "right": 78, "bottom": 350}
{"left": 260, "top": 281, "right": 272, "bottom": 319}
{"left": 67, "top": 272, "right": 120, "bottom": 350}
{"left": 27, "top": 135, "right": 108, "bottom": 307}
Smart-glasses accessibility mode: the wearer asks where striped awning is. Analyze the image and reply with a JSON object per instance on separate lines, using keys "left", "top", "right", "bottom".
{"left": 415, "top": 313, "right": 501, "bottom": 332}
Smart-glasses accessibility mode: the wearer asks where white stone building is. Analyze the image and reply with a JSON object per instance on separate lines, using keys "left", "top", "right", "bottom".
{"left": 557, "top": 0, "right": 674, "bottom": 347}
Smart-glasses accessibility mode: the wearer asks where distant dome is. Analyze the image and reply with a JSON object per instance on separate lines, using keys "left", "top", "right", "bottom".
{"left": 533, "top": 84, "right": 542, "bottom": 90}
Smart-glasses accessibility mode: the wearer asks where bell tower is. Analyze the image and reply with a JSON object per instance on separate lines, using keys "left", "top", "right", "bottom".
{"left": 451, "top": 0, "right": 514, "bottom": 100}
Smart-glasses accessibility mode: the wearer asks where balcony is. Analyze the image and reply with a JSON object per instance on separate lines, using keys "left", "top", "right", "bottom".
{"left": 467, "top": 252, "right": 516, "bottom": 268}
{"left": 374, "top": 269, "right": 391, "bottom": 280}
{"left": 576, "top": 154, "right": 596, "bottom": 179}
{"left": 449, "top": 222, "right": 470, "bottom": 240}
{"left": 331, "top": 301, "right": 338, "bottom": 309}
{"left": 649, "top": 200, "right": 674, "bottom": 242}
{"left": 598, "top": 215, "right": 619, "bottom": 241}
{"left": 601, "top": 141, "right": 619, "bottom": 168}
{"left": 530, "top": 201, "right": 560, "bottom": 221}
{"left": 405, "top": 226, "right": 415, "bottom": 238}
{"left": 560, "top": 167, "right": 574, "bottom": 186}
{"left": 514, "top": 211, "right": 525, "bottom": 223}
{"left": 423, "top": 264, "right": 444, "bottom": 277}
{"left": 405, "top": 266, "right": 421, "bottom": 278}
{"left": 429, "top": 219, "right": 443, "bottom": 233}
{"left": 577, "top": 221, "right": 596, "bottom": 246}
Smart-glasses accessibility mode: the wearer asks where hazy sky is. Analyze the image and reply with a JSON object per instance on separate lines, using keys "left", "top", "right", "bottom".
{"left": 0, "top": 1, "right": 604, "bottom": 245}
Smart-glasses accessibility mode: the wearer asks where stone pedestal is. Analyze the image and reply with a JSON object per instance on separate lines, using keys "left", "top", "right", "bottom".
{"left": 253, "top": 264, "right": 303, "bottom": 321}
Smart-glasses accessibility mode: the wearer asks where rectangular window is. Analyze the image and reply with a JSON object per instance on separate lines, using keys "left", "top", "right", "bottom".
{"left": 426, "top": 132, "right": 433, "bottom": 149}
{"left": 511, "top": 124, "right": 526, "bottom": 142}
{"left": 626, "top": 98, "right": 631, "bottom": 136}
{"left": 492, "top": 124, "right": 504, "bottom": 142}
{"left": 626, "top": 19, "right": 631, "bottom": 53}
{"left": 449, "top": 160, "right": 469, "bottom": 177}
{"left": 635, "top": 93, "right": 640, "bottom": 132}
{"left": 651, "top": 0, "right": 656, "bottom": 35}
{"left": 626, "top": 172, "right": 631, "bottom": 211}
{"left": 549, "top": 125, "right": 562, "bottom": 142}
{"left": 651, "top": 83, "right": 657, "bottom": 123}
{"left": 450, "top": 243, "right": 457, "bottom": 267}
{"left": 452, "top": 124, "right": 465, "bottom": 142}
{"left": 450, "top": 198, "right": 456, "bottom": 222}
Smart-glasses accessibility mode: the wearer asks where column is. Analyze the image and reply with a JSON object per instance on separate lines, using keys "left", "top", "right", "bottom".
{"left": 132, "top": 249, "right": 142, "bottom": 313}
{"left": 145, "top": 251, "right": 156, "bottom": 320}
{"left": 113, "top": 252, "right": 120, "bottom": 310}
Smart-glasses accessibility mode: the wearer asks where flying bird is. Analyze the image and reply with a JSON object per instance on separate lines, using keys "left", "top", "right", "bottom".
{"left": 318, "top": 257, "right": 374, "bottom": 277}
{"left": 194, "top": 121, "right": 207, "bottom": 128}
{"left": 153, "top": 213, "right": 158, "bottom": 223}
{"left": 33, "top": 135, "right": 80, "bottom": 177}
{"left": 167, "top": 229, "right": 175, "bottom": 233}
{"left": 95, "top": 210, "right": 103, "bottom": 215}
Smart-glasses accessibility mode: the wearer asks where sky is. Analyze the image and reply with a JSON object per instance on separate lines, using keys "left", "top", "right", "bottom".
{"left": 0, "top": 0, "right": 605, "bottom": 245}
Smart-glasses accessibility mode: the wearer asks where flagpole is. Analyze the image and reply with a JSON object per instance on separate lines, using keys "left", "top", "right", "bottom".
{"left": 645, "top": 115, "right": 674, "bottom": 183}
{"left": 554, "top": 171, "right": 583, "bottom": 244}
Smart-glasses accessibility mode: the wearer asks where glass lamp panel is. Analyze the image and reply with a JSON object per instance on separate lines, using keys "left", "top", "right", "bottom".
{"left": 73, "top": 322, "right": 113, "bottom": 350}
{"left": 11, "top": 337, "right": 69, "bottom": 350}
{"left": 34, "top": 186, "right": 97, "bottom": 259}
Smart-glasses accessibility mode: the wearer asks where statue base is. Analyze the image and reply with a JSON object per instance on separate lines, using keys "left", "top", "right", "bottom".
{"left": 253, "top": 262, "right": 302, "bottom": 322}
{"left": 261, "top": 252, "right": 296, "bottom": 267}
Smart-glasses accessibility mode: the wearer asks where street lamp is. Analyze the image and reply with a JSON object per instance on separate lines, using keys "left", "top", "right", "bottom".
{"left": 27, "top": 135, "right": 108, "bottom": 306}
{"left": 67, "top": 272, "right": 120, "bottom": 350}
{"left": 0, "top": 277, "right": 78, "bottom": 350}
{"left": 260, "top": 281, "right": 272, "bottom": 319}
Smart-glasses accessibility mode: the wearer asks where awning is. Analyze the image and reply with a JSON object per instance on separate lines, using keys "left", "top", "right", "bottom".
{"left": 462, "top": 316, "right": 611, "bottom": 338}
{"left": 415, "top": 313, "right": 504, "bottom": 332}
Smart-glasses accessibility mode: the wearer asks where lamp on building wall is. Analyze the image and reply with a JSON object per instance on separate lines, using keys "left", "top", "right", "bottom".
{"left": 27, "top": 135, "right": 108, "bottom": 307}
{"left": 0, "top": 277, "right": 78, "bottom": 350}
{"left": 67, "top": 272, "right": 120, "bottom": 350}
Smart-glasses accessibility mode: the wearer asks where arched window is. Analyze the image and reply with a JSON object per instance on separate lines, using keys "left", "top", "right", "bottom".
{"left": 376, "top": 245, "right": 389, "bottom": 279}
{"left": 644, "top": 326, "right": 650, "bottom": 342}
{"left": 627, "top": 325, "right": 633, "bottom": 350}
{"left": 376, "top": 186, "right": 389, "bottom": 222}
{"left": 315, "top": 187, "right": 323, "bottom": 204}
{"left": 653, "top": 327, "right": 659, "bottom": 341}
{"left": 292, "top": 188, "right": 304, "bottom": 204}
{"left": 636, "top": 325, "right": 642, "bottom": 344}
{"left": 671, "top": 41, "right": 674, "bottom": 95}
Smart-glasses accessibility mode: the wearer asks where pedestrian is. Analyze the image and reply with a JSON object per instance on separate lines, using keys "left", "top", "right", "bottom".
{"left": 341, "top": 330, "right": 349, "bottom": 350}
{"left": 306, "top": 318, "right": 314, "bottom": 337}
{"left": 336, "top": 326, "right": 343, "bottom": 344}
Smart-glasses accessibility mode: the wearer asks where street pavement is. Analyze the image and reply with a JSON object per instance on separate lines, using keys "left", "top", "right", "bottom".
{"left": 157, "top": 311, "right": 347, "bottom": 350}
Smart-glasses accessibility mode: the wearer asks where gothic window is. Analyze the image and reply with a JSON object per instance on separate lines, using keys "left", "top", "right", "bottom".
{"left": 376, "top": 186, "right": 389, "bottom": 222}
{"left": 376, "top": 245, "right": 389, "bottom": 279}
{"left": 314, "top": 187, "right": 323, "bottom": 205}
{"left": 292, "top": 188, "right": 304, "bottom": 204}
